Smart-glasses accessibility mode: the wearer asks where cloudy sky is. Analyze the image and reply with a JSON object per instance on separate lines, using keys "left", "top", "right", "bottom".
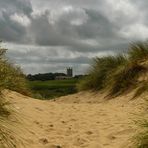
{"left": 1, "top": 0, "right": 148, "bottom": 75}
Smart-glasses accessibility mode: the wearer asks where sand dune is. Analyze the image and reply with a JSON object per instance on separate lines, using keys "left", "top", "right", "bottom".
{"left": 5, "top": 90, "right": 146, "bottom": 148}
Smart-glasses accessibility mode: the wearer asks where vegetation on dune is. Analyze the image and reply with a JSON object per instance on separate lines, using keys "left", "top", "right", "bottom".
{"left": 0, "top": 62, "right": 30, "bottom": 96}
{"left": 78, "top": 41, "right": 148, "bottom": 148}
{"left": 134, "top": 111, "right": 148, "bottom": 148}
{"left": 77, "top": 41, "right": 148, "bottom": 97}
{"left": 0, "top": 46, "right": 30, "bottom": 95}
{"left": 77, "top": 55, "right": 128, "bottom": 91}
{"left": 129, "top": 42, "right": 148, "bottom": 62}
{"left": 0, "top": 43, "right": 29, "bottom": 147}
{"left": 107, "top": 62, "right": 147, "bottom": 96}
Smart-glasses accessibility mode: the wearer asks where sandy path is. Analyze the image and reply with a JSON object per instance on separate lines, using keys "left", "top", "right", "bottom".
{"left": 5, "top": 91, "right": 146, "bottom": 148}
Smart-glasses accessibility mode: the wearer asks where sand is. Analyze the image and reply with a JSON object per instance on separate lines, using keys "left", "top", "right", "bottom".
{"left": 4, "top": 90, "right": 146, "bottom": 148}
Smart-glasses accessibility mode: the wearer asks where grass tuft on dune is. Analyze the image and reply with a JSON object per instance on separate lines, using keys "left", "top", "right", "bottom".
{"left": 77, "top": 41, "right": 148, "bottom": 97}
{"left": 0, "top": 43, "right": 29, "bottom": 147}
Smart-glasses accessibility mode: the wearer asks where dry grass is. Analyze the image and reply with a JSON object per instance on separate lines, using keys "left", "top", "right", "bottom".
{"left": 77, "top": 41, "right": 148, "bottom": 97}
{"left": 77, "top": 55, "right": 128, "bottom": 91}
{"left": 0, "top": 44, "right": 29, "bottom": 147}
{"left": 134, "top": 117, "right": 148, "bottom": 148}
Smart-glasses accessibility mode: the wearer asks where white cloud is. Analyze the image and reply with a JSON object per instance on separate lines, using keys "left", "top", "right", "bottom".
{"left": 103, "top": 0, "right": 140, "bottom": 24}
{"left": 10, "top": 13, "right": 31, "bottom": 27}
{"left": 120, "top": 23, "right": 148, "bottom": 40}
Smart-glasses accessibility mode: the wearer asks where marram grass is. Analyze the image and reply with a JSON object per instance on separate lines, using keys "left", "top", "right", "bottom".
{"left": 0, "top": 44, "right": 29, "bottom": 147}
{"left": 77, "top": 42, "right": 148, "bottom": 97}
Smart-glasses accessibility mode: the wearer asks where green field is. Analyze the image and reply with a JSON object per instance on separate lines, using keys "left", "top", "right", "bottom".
{"left": 28, "top": 79, "right": 79, "bottom": 99}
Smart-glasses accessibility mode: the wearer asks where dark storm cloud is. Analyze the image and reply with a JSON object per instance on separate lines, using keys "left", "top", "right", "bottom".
{"left": 0, "top": 0, "right": 32, "bottom": 43}
{"left": 0, "top": 0, "right": 139, "bottom": 47}
{"left": 0, "top": 0, "right": 32, "bottom": 15}
{"left": 13, "top": 56, "right": 91, "bottom": 65}
{"left": 74, "top": 9, "right": 121, "bottom": 44}
{"left": 28, "top": 8, "right": 126, "bottom": 53}
{"left": 28, "top": 8, "right": 94, "bottom": 48}
{"left": 0, "top": 11, "right": 27, "bottom": 42}
{"left": 1, "top": 0, "right": 148, "bottom": 74}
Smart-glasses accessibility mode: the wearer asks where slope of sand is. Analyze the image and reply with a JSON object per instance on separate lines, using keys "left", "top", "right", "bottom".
{"left": 5, "top": 90, "right": 147, "bottom": 148}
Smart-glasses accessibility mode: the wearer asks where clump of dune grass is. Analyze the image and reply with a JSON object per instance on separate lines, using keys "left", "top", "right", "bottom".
{"left": 0, "top": 44, "right": 29, "bottom": 147}
{"left": 136, "top": 129, "right": 148, "bottom": 148}
{"left": 0, "top": 59, "right": 30, "bottom": 96}
{"left": 133, "top": 82, "right": 148, "bottom": 98}
{"left": 0, "top": 42, "right": 30, "bottom": 95}
{"left": 129, "top": 42, "right": 148, "bottom": 62}
{"left": 107, "top": 62, "right": 147, "bottom": 96}
{"left": 77, "top": 41, "right": 148, "bottom": 97}
{"left": 134, "top": 113, "right": 148, "bottom": 148}
{"left": 0, "top": 46, "right": 15, "bottom": 147}
{"left": 77, "top": 55, "right": 128, "bottom": 91}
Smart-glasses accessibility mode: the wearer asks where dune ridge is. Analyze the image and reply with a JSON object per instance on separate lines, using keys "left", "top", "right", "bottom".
{"left": 5, "top": 90, "right": 146, "bottom": 148}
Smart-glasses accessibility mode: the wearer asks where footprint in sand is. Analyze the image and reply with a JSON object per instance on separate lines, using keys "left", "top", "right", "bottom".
{"left": 107, "top": 134, "right": 117, "bottom": 140}
{"left": 73, "top": 137, "right": 89, "bottom": 147}
{"left": 45, "top": 124, "right": 54, "bottom": 132}
{"left": 61, "top": 120, "right": 66, "bottom": 124}
{"left": 33, "top": 120, "right": 43, "bottom": 128}
{"left": 85, "top": 131, "right": 93, "bottom": 135}
{"left": 39, "top": 138, "right": 49, "bottom": 145}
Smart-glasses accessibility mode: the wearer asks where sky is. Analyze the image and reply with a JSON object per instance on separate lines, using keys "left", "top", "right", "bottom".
{"left": 1, "top": 0, "right": 148, "bottom": 75}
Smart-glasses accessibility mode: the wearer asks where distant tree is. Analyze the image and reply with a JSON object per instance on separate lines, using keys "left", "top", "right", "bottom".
{"left": 26, "top": 72, "right": 66, "bottom": 81}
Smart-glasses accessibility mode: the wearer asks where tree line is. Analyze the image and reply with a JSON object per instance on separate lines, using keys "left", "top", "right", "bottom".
{"left": 26, "top": 73, "right": 86, "bottom": 81}
{"left": 26, "top": 73, "right": 66, "bottom": 81}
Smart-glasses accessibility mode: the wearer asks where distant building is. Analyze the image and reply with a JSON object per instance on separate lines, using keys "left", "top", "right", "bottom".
{"left": 55, "top": 68, "right": 73, "bottom": 80}
{"left": 67, "top": 67, "right": 73, "bottom": 77}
